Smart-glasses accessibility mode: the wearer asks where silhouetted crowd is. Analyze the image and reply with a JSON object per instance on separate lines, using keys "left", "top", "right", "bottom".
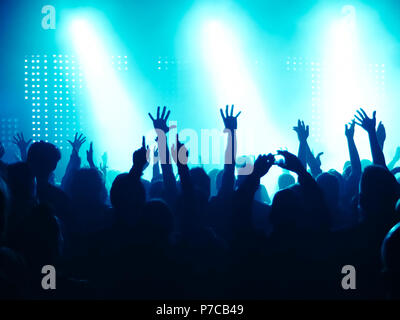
{"left": 1, "top": 105, "right": 400, "bottom": 299}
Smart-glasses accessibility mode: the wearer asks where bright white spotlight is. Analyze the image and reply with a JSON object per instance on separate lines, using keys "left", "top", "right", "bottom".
{"left": 200, "top": 19, "right": 282, "bottom": 157}
{"left": 198, "top": 18, "right": 287, "bottom": 192}
{"left": 69, "top": 17, "right": 142, "bottom": 172}
{"left": 322, "top": 5, "right": 378, "bottom": 169}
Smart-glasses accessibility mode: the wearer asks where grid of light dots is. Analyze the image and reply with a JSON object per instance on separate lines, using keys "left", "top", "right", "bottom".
{"left": 156, "top": 56, "right": 179, "bottom": 106}
{"left": 286, "top": 57, "right": 322, "bottom": 142}
{"left": 111, "top": 55, "right": 129, "bottom": 71}
{"left": 0, "top": 118, "right": 19, "bottom": 147}
{"left": 368, "top": 63, "right": 385, "bottom": 102}
{"left": 24, "top": 54, "right": 84, "bottom": 150}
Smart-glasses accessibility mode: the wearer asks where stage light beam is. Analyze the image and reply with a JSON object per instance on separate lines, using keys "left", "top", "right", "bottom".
{"left": 322, "top": 5, "right": 377, "bottom": 168}
{"left": 69, "top": 17, "right": 141, "bottom": 172}
{"left": 200, "top": 19, "right": 281, "bottom": 157}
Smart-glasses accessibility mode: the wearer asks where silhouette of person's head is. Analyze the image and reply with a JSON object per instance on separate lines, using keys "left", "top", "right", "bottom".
{"left": 27, "top": 141, "right": 61, "bottom": 181}
{"left": 382, "top": 222, "right": 400, "bottom": 298}
{"left": 343, "top": 160, "right": 351, "bottom": 172}
{"left": 361, "top": 159, "right": 373, "bottom": 171}
{"left": 360, "top": 165, "right": 399, "bottom": 225}
{"left": 342, "top": 161, "right": 354, "bottom": 179}
{"left": 190, "top": 167, "right": 210, "bottom": 200}
{"left": 70, "top": 168, "right": 107, "bottom": 206}
{"left": 278, "top": 173, "right": 295, "bottom": 190}
{"left": 316, "top": 172, "right": 340, "bottom": 208}
{"left": 270, "top": 188, "right": 303, "bottom": 233}
{"left": 110, "top": 173, "right": 146, "bottom": 222}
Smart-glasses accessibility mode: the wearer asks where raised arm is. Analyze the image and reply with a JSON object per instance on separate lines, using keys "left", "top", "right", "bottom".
{"left": 151, "top": 146, "right": 162, "bottom": 182}
{"left": 391, "top": 166, "right": 400, "bottom": 176}
{"left": 12, "top": 133, "right": 32, "bottom": 162}
{"left": 218, "top": 104, "right": 241, "bottom": 197}
{"left": 354, "top": 108, "right": 386, "bottom": 167}
{"left": 61, "top": 133, "right": 86, "bottom": 191}
{"left": 171, "top": 134, "right": 192, "bottom": 195}
{"left": 99, "top": 152, "right": 108, "bottom": 180}
{"left": 171, "top": 134, "right": 200, "bottom": 231}
{"left": 129, "top": 136, "right": 149, "bottom": 181}
{"left": 233, "top": 154, "right": 274, "bottom": 231}
{"left": 306, "top": 149, "right": 323, "bottom": 178}
{"left": 376, "top": 121, "right": 386, "bottom": 151}
{"left": 277, "top": 150, "right": 329, "bottom": 230}
{"left": 388, "top": 147, "right": 400, "bottom": 171}
{"left": 293, "top": 120, "right": 308, "bottom": 169}
{"left": 86, "top": 142, "right": 96, "bottom": 169}
{"left": 148, "top": 106, "right": 177, "bottom": 201}
{"left": 345, "top": 120, "right": 362, "bottom": 178}
{"left": 307, "top": 148, "right": 324, "bottom": 178}
{"left": 294, "top": 120, "right": 322, "bottom": 177}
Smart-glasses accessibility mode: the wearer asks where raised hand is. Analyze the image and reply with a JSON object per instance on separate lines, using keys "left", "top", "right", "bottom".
{"left": 354, "top": 108, "right": 376, "bottom": 133}
{"left": 345, "top": 120, "right": 355, "bottom": 139}
{"left": 101, "top": 152, "right": 108, "bottom": 167}
{"left": 345, "top": 120, "right": 362, "bottom": 179}
{"left": 153, "top": 146, "right": 159, "bottom": 163}
{"left": 148, "top": 106, "right": 172, "bottom": 133}
{"left": 376, "top": 121, "right": 386, "bottom": 148}
{"left": 86, "top": 142, "right": 95, "bottom": 168}
{"left": 355, "top": 108, "right": 385, "bottom": 166}
{"left": 0, "top": 141, "right": 5, "bottom": 159}
{"left": 100, "top": 152, "right": 108, "bottom": 176}
{"left": 315, "top": 152, "right": 324, "bottom": 168}
{"left": 293, "top": 120, "right": 309, "bottom": 143}
{"left": 67, "top": 132, "right": 86, "bottom": 154}
{"left": 13, "top": 132, "right": 32, "bottom": 150}
{"left": 276, "top": 150, "right": 306, "bottom": 175}
{"left": 13, "top": 132, "right": 32, "bottom": 161}
{"left": 253, "top": 154, "right": 275, "bottom": 178}
{"left": 171, "top": 134, "right": 188, "bottom": 166}
{"left": 133, "top": 136, "right": 149, "bottom": 171}
{"left": 101, "top": 152, "right": 108, "bottom": 168}
{"left": 13, "top": 150, "right": 22, "bottom": 162}
{"left": 220, "top": 104, "right": 241, "bottom": 131}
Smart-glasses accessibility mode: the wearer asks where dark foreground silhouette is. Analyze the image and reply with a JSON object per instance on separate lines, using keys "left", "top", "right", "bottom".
{"left": 0, "top": 106, "right": 399, "bottom": 299}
